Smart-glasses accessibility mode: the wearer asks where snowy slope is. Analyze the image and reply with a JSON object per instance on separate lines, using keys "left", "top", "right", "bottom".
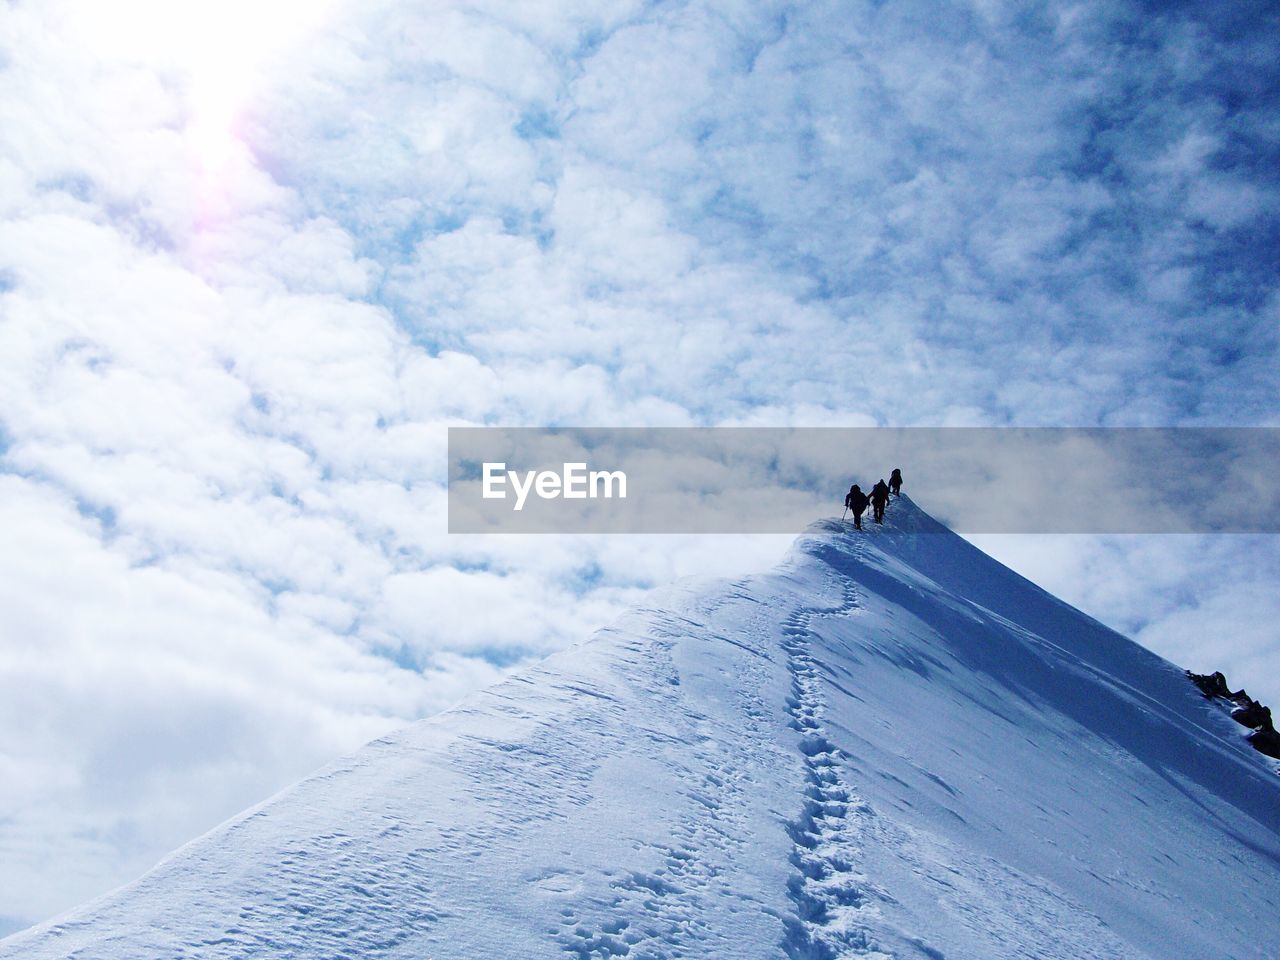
{"left": 4, "top": 497, "right": 1278, "bottom": 960}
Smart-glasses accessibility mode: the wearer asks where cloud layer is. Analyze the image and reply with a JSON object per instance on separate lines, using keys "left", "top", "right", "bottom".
{"left": 1, "top": 0, "right": 1277, "bottom": 932}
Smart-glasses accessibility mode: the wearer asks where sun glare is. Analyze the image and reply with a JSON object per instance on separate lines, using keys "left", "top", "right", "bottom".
{"left": 70, "top": 0, "right": 337, "bottom": 174}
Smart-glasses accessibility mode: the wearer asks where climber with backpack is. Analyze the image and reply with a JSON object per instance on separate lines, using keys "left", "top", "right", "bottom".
{"left": 870, "top": 479, "right": 891, "bottom": 523}
{"left": 844, "top": 484, "right": 870, "bottom": 530}
{"left": 889, "top": 467, "right": 903, "bottom": 497}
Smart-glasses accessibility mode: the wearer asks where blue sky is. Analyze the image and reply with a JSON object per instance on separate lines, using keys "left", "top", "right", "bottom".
{"left": 1, "top": 0, "right": 1278, "bottom": 935}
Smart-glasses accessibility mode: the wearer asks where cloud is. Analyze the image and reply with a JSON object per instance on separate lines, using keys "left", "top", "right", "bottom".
{"left": 0, "top": 474, "right": 442, "bottom": 921}
{"left": 1, "top": 0, "right": 1277, "bottom": 932}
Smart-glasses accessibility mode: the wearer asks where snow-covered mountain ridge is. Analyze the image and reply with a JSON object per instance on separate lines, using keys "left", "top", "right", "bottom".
{"left": 4, "top": 497, "right": 1277, "bottom": 959}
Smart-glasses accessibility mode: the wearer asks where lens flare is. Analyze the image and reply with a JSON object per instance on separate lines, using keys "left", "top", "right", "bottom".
{"left": 69, "top": 0, "right": 336, "bottom": 175}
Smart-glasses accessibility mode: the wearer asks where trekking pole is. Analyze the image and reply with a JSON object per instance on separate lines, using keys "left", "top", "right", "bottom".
{"left": 841, "top": 505, "right": 848, "bottom": 521}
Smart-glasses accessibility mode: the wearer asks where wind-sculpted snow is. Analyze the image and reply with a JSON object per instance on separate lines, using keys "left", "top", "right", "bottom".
{"left": 4, "top": 498, "right": 1278, "bottom": 959}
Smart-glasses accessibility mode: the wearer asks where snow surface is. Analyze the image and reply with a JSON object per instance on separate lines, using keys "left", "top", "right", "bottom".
{"left": 4, "top": 497, "right": 1278, "bottom": 959}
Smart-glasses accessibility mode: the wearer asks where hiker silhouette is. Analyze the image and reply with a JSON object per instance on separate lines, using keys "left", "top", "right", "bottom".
{"left": 889, "top": 468, "right": 902, "bottom": 497}
{"left": 870, "top": 479, "right": 890, "bottom": 523}
{"left": 844, "top": 484, "right": 870, "bottom": 530}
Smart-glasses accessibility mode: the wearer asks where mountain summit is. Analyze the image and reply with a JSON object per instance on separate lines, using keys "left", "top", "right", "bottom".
{"left": 4, "top": 498, "right": 1277, "bottom": 959}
